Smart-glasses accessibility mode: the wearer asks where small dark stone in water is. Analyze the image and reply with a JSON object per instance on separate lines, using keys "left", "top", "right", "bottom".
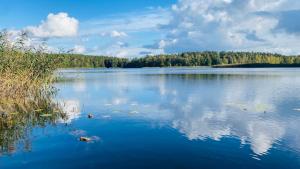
{"left": 88, "top": 114, "right": 94, "bottom": 119}
{"left": 79, "top": 137, "right": 91, "bottom": 142}
{"left": 243, "top": 108, "right": 247, "bottom": 111}
{"left": 264, "top": 111, "right": 267, "bottom": 113}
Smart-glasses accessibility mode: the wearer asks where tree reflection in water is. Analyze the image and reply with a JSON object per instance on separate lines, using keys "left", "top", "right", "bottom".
{"left": 0, "top": 89, "right": 68, "bottom": 155}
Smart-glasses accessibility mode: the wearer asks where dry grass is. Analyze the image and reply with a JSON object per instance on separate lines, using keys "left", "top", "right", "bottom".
{"left": 0, "top": 31, "right": 58, "bottom": 114}
{"left": 0, "top": 31, "right": 67, "bottom": 154}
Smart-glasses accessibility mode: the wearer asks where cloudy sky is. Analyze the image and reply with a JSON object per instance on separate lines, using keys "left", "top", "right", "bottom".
{"left": 1, "top": 0, "right": 300, "bottom": 57}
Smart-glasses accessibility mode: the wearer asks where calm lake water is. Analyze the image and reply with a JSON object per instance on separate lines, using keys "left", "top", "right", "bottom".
{"left": 1, "top": 68, "right": 300, "bottom": 169}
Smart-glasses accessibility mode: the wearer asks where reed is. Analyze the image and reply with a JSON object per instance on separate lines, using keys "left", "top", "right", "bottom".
{"left": 0, "top": 31, "right": 68, "bottom": 154}
{"left": 0, "top": 31, "right": 58, "bottom": 114}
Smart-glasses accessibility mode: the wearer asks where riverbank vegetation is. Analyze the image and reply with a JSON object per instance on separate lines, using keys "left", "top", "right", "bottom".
{"left": 0, "top": 31, "right": 66, "bottom": 154}
{"left": 49, "top": 52, "right": 300, "bottom": 68}
{"left": 0, "top": 31, "right": 62, "bottom": 114}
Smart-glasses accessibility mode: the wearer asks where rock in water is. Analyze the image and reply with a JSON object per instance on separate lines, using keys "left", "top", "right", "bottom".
{"left": 88, "top": 114, "right": 94, "bottom": 119}
{"left": 79, "top": 137, "right": 91, "bottom": 142}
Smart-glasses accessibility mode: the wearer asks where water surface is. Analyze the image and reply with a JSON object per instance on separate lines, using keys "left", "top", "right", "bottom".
{"left": 1, "top": 68, "right": 300, "bottom": 169}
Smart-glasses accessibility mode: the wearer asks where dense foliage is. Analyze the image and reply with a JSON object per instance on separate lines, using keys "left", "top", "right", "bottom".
{"left": 125, "top": 52, "right": 300, "bottom": 68}
{"left": 49, "top": 51, "right": 300, "bottom": 68}
{"left": 48, "top": 53, "right": 128, "bottom": 68}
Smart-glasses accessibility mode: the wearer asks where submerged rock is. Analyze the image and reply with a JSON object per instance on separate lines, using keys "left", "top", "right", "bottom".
{"left": 88, "top": 114, "right": 94, "bottom": 119}
{"left": 79, "top": 137, "right": 91, "bottom": 142}
{"left": 79, "top": 136, "right": 101, "bottom": 143}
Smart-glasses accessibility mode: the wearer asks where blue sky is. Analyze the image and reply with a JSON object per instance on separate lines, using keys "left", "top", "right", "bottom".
{"left": 1, "top": 0, "right": 300, "bottom": 57}
{"left": 0, "top": 0, "right": 175, "bottom": 28}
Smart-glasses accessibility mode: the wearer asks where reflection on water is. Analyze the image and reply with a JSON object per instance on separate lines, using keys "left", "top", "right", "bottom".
{"left": 0, "top": 98, "right": 67, "bottom": 155}
{"left": 0, "top": 112, "right": 67, "bottom": 154}
{"left": 57, "top": 69, "right": 300, "bottom": 156}
{"left": 2, "top": 68, "right": 300, "bottom": 169}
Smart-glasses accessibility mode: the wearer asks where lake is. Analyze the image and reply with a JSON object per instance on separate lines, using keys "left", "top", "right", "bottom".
{"left": 1, "top": 68, "right": 300, "bottom": 169}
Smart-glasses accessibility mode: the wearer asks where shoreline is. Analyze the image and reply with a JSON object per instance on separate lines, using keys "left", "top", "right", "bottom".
{"left": 56, "top": 64, "right": 300, "bottom": 70}
{"left": 212, "top": 64, "right": 300, "bottom": 68}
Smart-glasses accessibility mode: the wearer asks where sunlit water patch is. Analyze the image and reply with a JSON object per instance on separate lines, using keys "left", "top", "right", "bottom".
{"left": 1, "top": 68, "right": 300, "bottom": 169}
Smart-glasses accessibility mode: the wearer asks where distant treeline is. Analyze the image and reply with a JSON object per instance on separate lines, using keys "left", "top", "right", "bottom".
{"left": 47, "top": 54, "right": 128, "bottom": 68}
{"left": 48, "top": 51, "right": 300, "bottom": 68}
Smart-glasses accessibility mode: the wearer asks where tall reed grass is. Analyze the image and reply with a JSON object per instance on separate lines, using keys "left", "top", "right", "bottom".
{"left": 0, "top": 31, "right": 59, "bottom": 114}
{"left": 0, "top": 31, "right": 67, "bottom": 154}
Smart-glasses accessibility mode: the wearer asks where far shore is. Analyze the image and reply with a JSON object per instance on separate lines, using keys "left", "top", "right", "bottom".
{"left": 56, "top": 65, "right": 300, "bottom": 70}
{"left": 212, "top": 64, "right": 300, "bottom": 68}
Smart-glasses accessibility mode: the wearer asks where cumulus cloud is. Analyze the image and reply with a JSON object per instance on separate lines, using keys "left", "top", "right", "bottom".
{"left": 86, "top": 41, "right": 163, "bottom": 58}
{"left": 109, "top": 30, "right": 127, "bottom": 38}
{"left": 75, "top": 8, "right": 170, "bottom": 57}
{"left": 2, "top": 29, "right": 57, "bottom": 53}
{"left": 100, "top": 30, "right": 128, "bottom": 38}
{"left": 26, "top": 12, "right": 79, "bottom": 38}
{"left": 5, "top": 30, "right": 22, "bottom": 43}
{"left": 8, "top": 1, "right": 300, "bottom": 57}
{"left": 72, "top": 45, "right": 86, "bottom": 54}
{"left": 110, "top": 30, "right": 128, "bottom": 38}
{"left": 156, "top": 0, "right": 300, "bottom": 55}
{"left": 96, "top": 45, "right": 161, "bottom": 58}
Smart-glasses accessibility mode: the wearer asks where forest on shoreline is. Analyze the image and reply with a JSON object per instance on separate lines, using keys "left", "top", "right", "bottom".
{"left": 49, "top": 51, "right": 300, "bottom": 68}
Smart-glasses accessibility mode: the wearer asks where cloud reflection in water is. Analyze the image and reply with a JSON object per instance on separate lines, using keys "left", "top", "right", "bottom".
{"left": 56, "top": 69, "right": 300, "bottom": 156}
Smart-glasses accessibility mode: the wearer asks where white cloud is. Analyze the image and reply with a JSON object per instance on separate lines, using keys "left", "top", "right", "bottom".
{"left": 110, "top": 30, "right": 128, "bottom": 38}
{"left": 74, "top": 8, "right": 170, "bottom": 57}
{"left": 100, "top": 30, "right": 128, "bottom": 38}
{"left": 6, "top": 30, "right": 21, "bottom": 44}
{"left": 72, "top": 45, "right": 86, "bottom": 54}
{"left": 3, "top": 29, "right": 56, "bottom": 52}
{"left": 88, "top": 42, "right": 163, "bottom": 58}
{"left": 8, "top": 1, "right": 300, "bottom": 57}
{"left": 26, "top": 12, "right": 79, "bottom": 38}
{"left": 157, "top": 0, "right": 300, "bottom": 55}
